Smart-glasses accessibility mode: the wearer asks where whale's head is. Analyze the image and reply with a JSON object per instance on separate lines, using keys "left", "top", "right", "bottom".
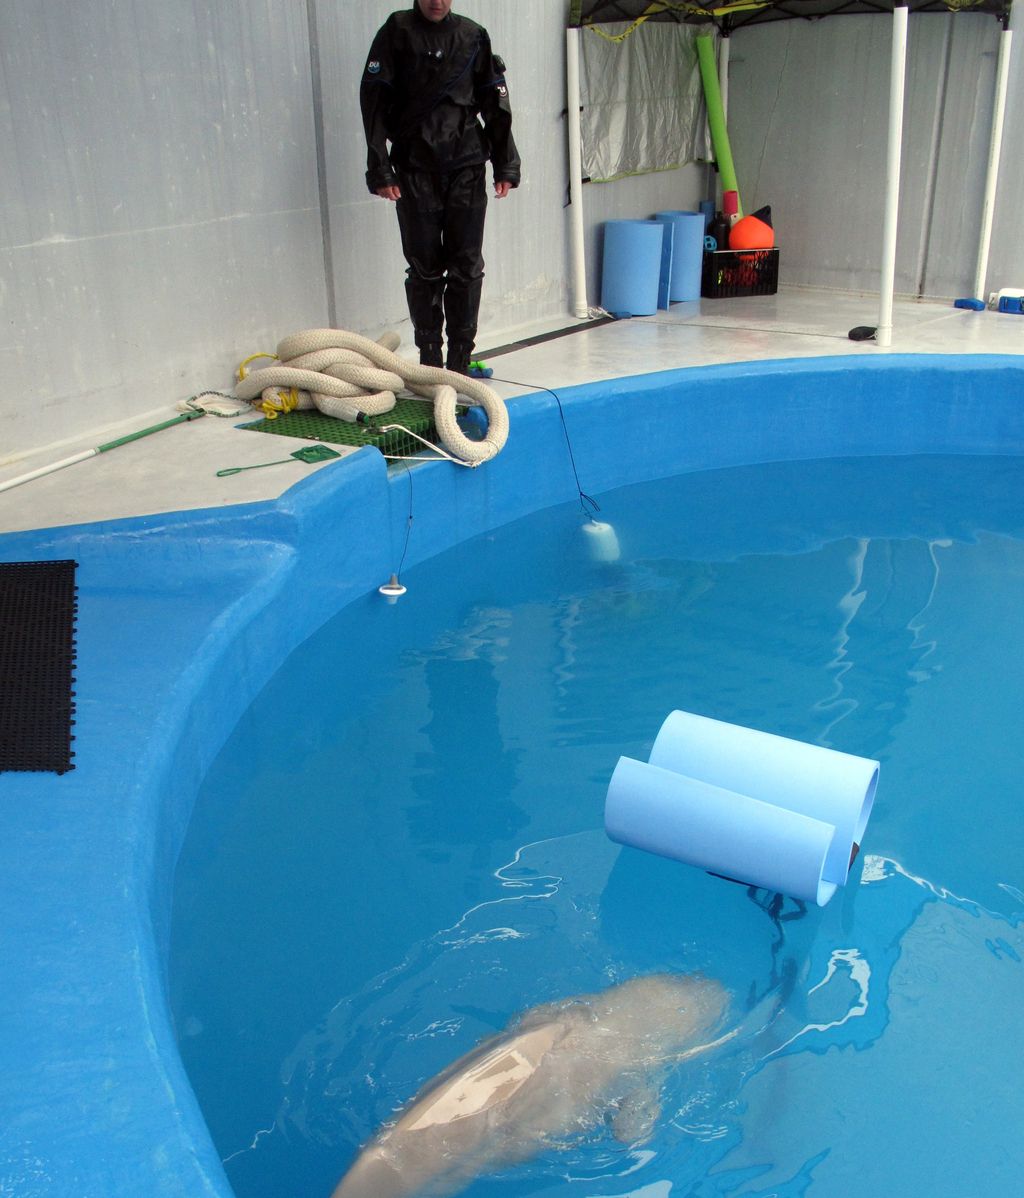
{"left": 585, "top": 973, "right": 729, "bottom": 1060}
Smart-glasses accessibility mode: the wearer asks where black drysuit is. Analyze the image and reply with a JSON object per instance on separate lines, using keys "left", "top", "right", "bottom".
{"left": 360, "top": 5, "right": 521, "bottom": 363}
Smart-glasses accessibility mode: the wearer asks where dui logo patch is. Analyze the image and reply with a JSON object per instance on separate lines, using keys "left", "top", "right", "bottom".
{"left": 367, "top": 60, "right": 381, "bottom": 74}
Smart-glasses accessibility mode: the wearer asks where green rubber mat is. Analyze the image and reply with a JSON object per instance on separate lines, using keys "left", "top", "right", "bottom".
{"left": 239, "top": 396, "right": 446, "bottom": 458}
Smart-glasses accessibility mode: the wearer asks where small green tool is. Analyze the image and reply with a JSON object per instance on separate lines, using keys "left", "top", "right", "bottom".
{"left": 217, "top": 443, "right": 341, "bottom": 477}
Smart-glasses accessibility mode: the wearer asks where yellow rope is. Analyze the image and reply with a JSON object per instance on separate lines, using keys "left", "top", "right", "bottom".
{"left": 257, "top": 387, "right": 299, "bottom": 420}
{"left": 583, "top": 1, "right": 770, "bottom": 43}
{"left": 235, "top": 351, "right": 294, "bottom": 418}
{"left": 236, "top": 351, "right": 279, "bottom": 382}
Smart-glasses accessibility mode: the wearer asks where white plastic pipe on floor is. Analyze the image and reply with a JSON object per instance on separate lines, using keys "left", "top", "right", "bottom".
{"left": 0, "top": 448, "right": 100, "bottom": 494}
{"left": 876, "top": 3, "right": 909, "bottom": 349}
{"left": 0, "top": 412, "right": 204, "bottom": 495}
{"left": 566, "top": 27, "right": 589, "bottom": 320}
{"left": 973, "top": 26, "right": 1013, "bottom": 303}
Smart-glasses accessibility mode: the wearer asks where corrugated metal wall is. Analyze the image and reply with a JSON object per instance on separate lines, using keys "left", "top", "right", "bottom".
{"left": 1, "top": 2, "right": 1021, "bottom": 463}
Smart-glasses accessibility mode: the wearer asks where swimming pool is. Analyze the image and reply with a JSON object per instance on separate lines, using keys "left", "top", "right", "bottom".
{"left": 2, "top": 355, "right": 1023, "bottom": 1197}
{"left": 170, "top": 451, "right": 1024, "bottom": 1198}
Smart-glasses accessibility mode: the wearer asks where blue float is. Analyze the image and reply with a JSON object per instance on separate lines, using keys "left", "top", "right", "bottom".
{"left": 600, "top": 219, "right": 664, "bottom": 317}
{"left": 605, "top": 710, "right": 879, "bottom": 906}
{"left": 654, "top": 211, "right": 705, "bottom": 302}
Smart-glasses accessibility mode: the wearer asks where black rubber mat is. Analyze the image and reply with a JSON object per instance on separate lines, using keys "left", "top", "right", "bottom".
{"left": 0, "top": 560, "right": 78, "bottom": 774}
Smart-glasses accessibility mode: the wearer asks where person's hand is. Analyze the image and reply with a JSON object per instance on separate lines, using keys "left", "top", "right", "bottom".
{"left": 494, "top": 181, "right": 512, "bottom": 199}
{"left": 376, "top": 185, "right": 401, "bottom": 201}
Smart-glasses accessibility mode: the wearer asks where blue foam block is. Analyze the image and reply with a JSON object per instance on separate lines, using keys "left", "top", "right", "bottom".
{"left": 657, "top": 221, "right": 674, "bottom": 311}
{"left": 600, "top": 220, "right": 664, "bottom": 318}
{"left": 654, "top": 211, "right": 705, "bottom": 302}
{"left": 607, "top": 757, "right": 839, "bottom": 905}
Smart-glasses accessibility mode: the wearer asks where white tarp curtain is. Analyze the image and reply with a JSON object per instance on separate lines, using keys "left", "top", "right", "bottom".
{"left": 579, "top": 23, "right": 712, "bottom": 183}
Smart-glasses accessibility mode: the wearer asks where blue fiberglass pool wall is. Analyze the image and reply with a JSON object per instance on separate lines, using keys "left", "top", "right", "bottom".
{"left": 1, "top": 354, "right": 1023, "bottom": 1198}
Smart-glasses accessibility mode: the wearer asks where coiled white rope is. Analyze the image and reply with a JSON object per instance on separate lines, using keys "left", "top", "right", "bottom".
{"left": 234, "top": 328, "right": 509, "bottom": 465}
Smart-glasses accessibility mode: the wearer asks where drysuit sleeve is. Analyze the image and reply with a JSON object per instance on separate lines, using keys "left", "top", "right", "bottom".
{"left": 475, "top": 39, "right": 521, "bottom": 188}
{"left": 360, "top": 21, "right": 399, "bottom": 193}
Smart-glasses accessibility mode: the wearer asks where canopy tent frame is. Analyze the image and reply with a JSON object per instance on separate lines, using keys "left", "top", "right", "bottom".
{"left": 569, "top": 0, "right": 1011, "bottom": 34}
{"left": 565, "top": 0, "right": 1014, "bottom": 336}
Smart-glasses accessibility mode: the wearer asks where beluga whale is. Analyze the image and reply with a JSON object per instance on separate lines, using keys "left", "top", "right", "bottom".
{"left": 330, "top": 972, "right": 732, "bottom": 1198}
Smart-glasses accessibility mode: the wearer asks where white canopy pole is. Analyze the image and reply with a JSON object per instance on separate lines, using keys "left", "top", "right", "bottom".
{"left": 973, "top": 24, "right": 1013, "bottom": 303}
{"left": 876, "top": 2, "right": 909, "bottom": 349}
{"left": 566, "top": 27, "right": 590, "bottom": 319}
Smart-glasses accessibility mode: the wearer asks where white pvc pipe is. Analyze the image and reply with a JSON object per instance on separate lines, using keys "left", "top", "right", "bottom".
{"left": 0, "top": 449, "right": 98, "bottom": 494}
{"left": 0, "top": 411, "right": 204, "bottom": 493}
{"left": 877, "top": 4, "right": 909, "bottom": 349}
{"left": 566, "top": 27, "right": 589, "bottom": 319}
{"left": 973, "top": 27, "right": 1013, "bottom": 303}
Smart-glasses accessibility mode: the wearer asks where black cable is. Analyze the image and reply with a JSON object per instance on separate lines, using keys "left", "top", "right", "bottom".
{"left": 488, "top": 375, "right": 601, "bottom": 520}
{"left": 395, "top": 461, "right": 414, "bottom": 581}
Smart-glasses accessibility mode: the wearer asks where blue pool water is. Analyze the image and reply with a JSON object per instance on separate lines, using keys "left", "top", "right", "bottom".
{"left": 170, "top": 453, "right": 1024, "bottom": 1198}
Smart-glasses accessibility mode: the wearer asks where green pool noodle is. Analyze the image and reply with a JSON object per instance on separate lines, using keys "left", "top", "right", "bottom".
{"left": 696, "top": 35, "right": 742, "bottom": 218}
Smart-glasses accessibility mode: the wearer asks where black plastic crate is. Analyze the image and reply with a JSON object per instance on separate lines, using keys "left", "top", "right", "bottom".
{"left": 701, "top": 248, "right": 779, "bottom": 298}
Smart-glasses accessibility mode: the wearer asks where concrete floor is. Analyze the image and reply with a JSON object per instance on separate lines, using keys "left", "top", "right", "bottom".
{"left": 1, "top": 286, "right": 1021, "bottom": 535}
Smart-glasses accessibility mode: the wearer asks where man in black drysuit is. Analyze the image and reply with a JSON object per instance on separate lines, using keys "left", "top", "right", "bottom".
{"left": 360, "top": 0, "right": 521, "bottom": 375}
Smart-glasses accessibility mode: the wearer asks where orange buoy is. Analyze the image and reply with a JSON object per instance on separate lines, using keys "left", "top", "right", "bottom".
{"left": 729, "top": 206, "right": 774, "bottom": 251}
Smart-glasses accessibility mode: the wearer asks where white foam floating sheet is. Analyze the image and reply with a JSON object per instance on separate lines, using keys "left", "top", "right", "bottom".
{"left": 605, "top": 711, "right": 879, "bottom": 906}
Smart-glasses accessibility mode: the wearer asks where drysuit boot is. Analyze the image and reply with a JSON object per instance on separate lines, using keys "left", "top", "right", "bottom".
{"left": 446, "top": 339, "right": 474, "bottom": 376}
{"left": 419, "top": 342, "right": 443, "bottom": 367}
{"left": 406, "top": 275, "right": 445, "bottom": 359}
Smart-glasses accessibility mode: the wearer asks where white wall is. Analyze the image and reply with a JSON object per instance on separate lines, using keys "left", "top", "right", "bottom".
{"left": 0, "top": 0, "right": 328, "bottom": 461}
{"left": 726, "top": 11, "right": 1023, "bottom": 300}
{"left": 0, "top": 0, "right": 576, "bottom": 463}
{"left": 3, "top": 3, "right": 1022, "bottom": 464}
